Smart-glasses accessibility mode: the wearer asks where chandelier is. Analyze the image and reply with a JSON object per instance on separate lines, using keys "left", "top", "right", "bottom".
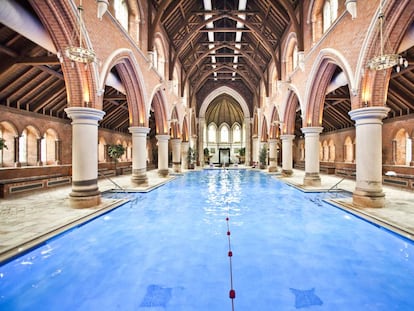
{"left": 367, "top": 5, "right": 408, "bottom": 72}
{"left": 65, "top": 0, "right": 96, "bottom": 64}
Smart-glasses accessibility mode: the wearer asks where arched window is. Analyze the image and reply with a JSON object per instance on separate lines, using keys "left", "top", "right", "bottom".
{"left": 220, "top": 125, "right": 229, "bottom": 143}
{"left": 114, "top": 0, "right": 129, "bottom": 31}
{"left": 292, "top": 45, "right": 298, "bottom": 71}
{"left": 19, "top": 130, "right": 27, "bottom": 165}
{"left": 344, "top": 136, "right": 354, "bottom": 163}
{"left": 328, "top": 139, "right": 335, "bottom": 162}
{"left": 208, "top": 124, "right": 216, "bottom": 143}
{"left": 323, "top": 0, "right": 338, "bottom": 33}
{"left": 394, "top": 129, "right": 412, "bottom": 165}
{"left": 232, "top": 124, "right": 241, "bottom": 143}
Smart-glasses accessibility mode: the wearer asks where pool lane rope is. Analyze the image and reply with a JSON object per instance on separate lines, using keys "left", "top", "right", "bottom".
{"left": 226, "top": 214, "right": 236, "bottom": 310}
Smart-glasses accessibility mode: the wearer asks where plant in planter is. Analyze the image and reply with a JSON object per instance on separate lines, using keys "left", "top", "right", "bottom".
{"left": 187, "top": 147, "right": 196, "bottom": 169}
{"left": 259, "top": 145, "right": 267, "bottom": 169}
{"left": 0, "top": 138, "right": 7, "bottom": 150}
{"left": 203, "top": 147, "right": 210, "bottom": 165}
{"left": 107, "top": 144, "right": 126, "bottom": 174}
{"left": 239, "top": 147, "right": 245, "bottom": 164}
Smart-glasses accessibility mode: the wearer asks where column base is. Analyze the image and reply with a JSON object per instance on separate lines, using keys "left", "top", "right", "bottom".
{"left": 173, "top": 163, "right": 181, "bottom": 173}
{"left": 352, "top": 188, "right": 385, "bottom": 208}
{"left": 69, "top": 191, "right": 101, "bottom": 208}
{"left": 131, "top": 169, "right": 148, "bottom": 186}
{"left": 303, "top": 172, "right": 321, "bottom": 186}
{"left": 282, "top": 169, "right": 293, "bottom": 176}
{"left": 158, "top": 169, "right": 169, "bottom": 177}
{"left": 268, "top": 166, "right": 278, "bottom": 172}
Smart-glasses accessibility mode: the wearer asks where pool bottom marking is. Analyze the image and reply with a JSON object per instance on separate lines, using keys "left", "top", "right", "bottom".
{"left": 289, "top": 287, "right": 323, "bottom": 309}
{"left": 139, "top": 284, "right": 172, "bottom": 308}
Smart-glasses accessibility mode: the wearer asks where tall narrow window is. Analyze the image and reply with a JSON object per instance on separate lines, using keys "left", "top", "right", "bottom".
{"left": 208, "top": 124, "right": 216, "bottom": 143}
{"left": 323, "top": 0, "right": 338, "bottom": 33}
{"left": 220, "top": 126, "right": 229, "bottom": 143}
{"left": 114, "top": 0, "right": 129, "bottom": 31}
{"left": 233, "top": 125, "right": 241, "bottom": 143}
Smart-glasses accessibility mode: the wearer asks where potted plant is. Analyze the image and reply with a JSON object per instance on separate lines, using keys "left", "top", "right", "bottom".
{"left": 107, "top": 144, "right": 126, "bottom": 174}
{"left": 0, "top": 138, "right": 7, "bottom": 151}
{"left": 203, "top": 147, "right": 210, "bottom": 165}
{"left": 187, "top": 147, "right": 196, "bottom": 169}
{"left": 259, "top": 145, "right": 267, "bottom": 169}
{"left": 239, "top": 147, "right": 245, "bottom": 164}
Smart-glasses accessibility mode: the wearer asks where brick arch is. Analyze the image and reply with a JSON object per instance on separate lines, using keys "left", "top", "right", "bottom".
{"left": 169, "top": 106, "right": 180, "bottom": 139}
{"left": 360, "top": 0, "right": 414, "bottom": 108}
{"left": 305, "top": 49, "right": 354, "bottom": 127}
{"left": 252, "top": 108, "right": 259, "bottom": 137}
{"left": 182, "top": 116, "right": 189, "bottom": 142}
{"left": 261, "top": 116, "right": 268, "bottom": 142}
{"left": 150, "top": 90, "right": 168, "bottom": 135}
{"left": 100, "top": 48, "right": 148, "bottom": 127}
{"left": 282, "top": 90, "right": 300, "bottom": 135}
{"left": 30, "top": 1, "right": 98, "bottom": 109}
{"left": 269, "top": 107, "right": 281, "bottom": 139}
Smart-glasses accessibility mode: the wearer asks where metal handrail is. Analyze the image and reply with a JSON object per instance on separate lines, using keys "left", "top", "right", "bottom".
{"left": 98, "top": 171, "right": 126, "bottom": 193}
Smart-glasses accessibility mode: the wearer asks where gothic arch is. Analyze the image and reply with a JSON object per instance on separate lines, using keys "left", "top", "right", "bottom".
{"left": 282, "top": 90, "right": 301, "bottom": 135}
{"left": 305, "top": 48, "right": 354, "bottom": 127}
{"left": 199, "top": 86, "right": 250, "bottom": 119}
{"left": 100, "top": 48, "right": 148, "bottom": 127}
{"left": 359, "top": 1, "right": 414, "bottom": 109}
{"left": 150, "top": 90, "right": 168, "bottom": 135}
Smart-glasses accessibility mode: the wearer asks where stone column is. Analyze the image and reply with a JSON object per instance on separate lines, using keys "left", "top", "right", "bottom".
{"left": 349, "top": 107, "right": 390, "bottom": 208}
{"left": 65, "top": 107, "right": 105, "bottom": 208}
{"left": 252, "top": 136, "right": 259, "bottom": 165}
{"left": 198, "top": 117, "right": 205, "bottom": 166}
{"left": 268, "top": 138, "right": 278, "bottom": 172}
{"left": 280, "top": 134, "right": 295, "bottom": 176}
{"left": 171, "top": 138, "right": 182, "bottom": 173}
{"left": 411, "top": 133, "right": 414, "bottom": 166}
{"left": 156, "top": 134, "right": 170, "bottom": 177}
{"left": 181, "top": 141, "right": 189, "bottom": 170}
{"left": 129, "top": 126, "right": 150, "bottom": 186}
{"left": 301, "top": 127, "right": 323, "bottom": 186}
{"left": 55, "top": 139, "right": 62, "bottom": 165}
{"left": 14, "top": 136, "right": 21, "bottom": 167}
{"left": 36, "top": 138, "right": 43, "bottom": 166}
{"left": 244, "top": 117, "right": 251, "bottom": 165}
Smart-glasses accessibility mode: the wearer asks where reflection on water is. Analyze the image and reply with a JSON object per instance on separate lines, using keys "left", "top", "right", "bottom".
{"left": 204, "top": 170, "right": 243, "bottom": 225}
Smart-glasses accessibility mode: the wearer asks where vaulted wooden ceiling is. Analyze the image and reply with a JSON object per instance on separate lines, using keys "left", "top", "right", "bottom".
{"left": 0, "top": 0, "right": 413, "bottom": 135}
{"left": 152, "top": 0, "right": 301, "bottom": 97}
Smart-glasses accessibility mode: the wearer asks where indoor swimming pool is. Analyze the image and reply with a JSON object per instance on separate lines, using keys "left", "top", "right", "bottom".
{"left": 1, "top": 169, "right": 414, "bottom": 310}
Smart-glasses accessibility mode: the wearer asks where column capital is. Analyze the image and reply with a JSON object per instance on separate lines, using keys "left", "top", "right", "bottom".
{"left": 301, "top": 126, "right": 323, "bottom": 135}
{"left": 171, "top": 138, "right": 182, "bottom": 143}
{"left": 64, "top": 107, "right": 105, "bottom": 124}
{"left": 349, "top": 107, "right": 390, "bottom": 124}
{"left": 268, "top": 138, "right": 278, "bottom": 144}
{"left": 280, "top": 134, "right": 295, "bottom": 141}
{"left": 129, "top": 126, "right": 150, "bottom": 134}
{"left": 156, "top": 134, "right": 170, "bottom": 141}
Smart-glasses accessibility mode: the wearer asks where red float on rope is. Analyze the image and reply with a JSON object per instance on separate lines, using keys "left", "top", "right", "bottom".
{"left": 228, "top": 251, "right": 233, "bottom": 257}
{"left": 229, "top": 289, "right": 236, "bottom": 299}
{"left": 227, "top": 231, "right": 231, "bottom": 236}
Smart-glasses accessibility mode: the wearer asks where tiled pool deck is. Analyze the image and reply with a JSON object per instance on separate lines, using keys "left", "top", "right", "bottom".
{"left": 1, "top": 167, "right": 414, "bottom": 264}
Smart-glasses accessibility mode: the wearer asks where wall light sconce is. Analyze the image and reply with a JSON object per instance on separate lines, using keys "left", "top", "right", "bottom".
{"left": 97, "top": 0, "right": 109, "bottom": 20}
{"left": 345, "top": 0, "right": 357, "bottom": 20}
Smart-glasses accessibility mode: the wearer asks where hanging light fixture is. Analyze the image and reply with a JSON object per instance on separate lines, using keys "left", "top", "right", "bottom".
{"left": 367, "top": 2, "right": 408, "bottom": 71}
{"left": 65, "top": 0, "right": 96, "bottom": 64}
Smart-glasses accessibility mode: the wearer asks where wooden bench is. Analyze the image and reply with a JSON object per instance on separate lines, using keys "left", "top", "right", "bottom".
{"left": 383, "top": 173, "right": 414, "bottom": 190}
{"left": 0, "top": 174, "right": 71, "bottom": 198}
{"left": 335, "top": 167, "right": 356, "bottom": 179}
{"left": 320, "top": 165, "right": 335, "bottom": 174}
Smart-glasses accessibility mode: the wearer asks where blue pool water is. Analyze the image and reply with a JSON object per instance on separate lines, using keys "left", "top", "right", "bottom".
{"left": 1, "top": 169, "right": 414, "bottom": 310}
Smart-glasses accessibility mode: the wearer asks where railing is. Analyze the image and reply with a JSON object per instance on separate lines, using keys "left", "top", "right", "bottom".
{"left": 98, "top": 171, "right": 126, "bottom": 193}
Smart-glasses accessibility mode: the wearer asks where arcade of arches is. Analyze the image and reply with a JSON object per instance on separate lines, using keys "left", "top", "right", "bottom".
{"left": 0, "top": 0, "right": 413, "bottom": 209}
